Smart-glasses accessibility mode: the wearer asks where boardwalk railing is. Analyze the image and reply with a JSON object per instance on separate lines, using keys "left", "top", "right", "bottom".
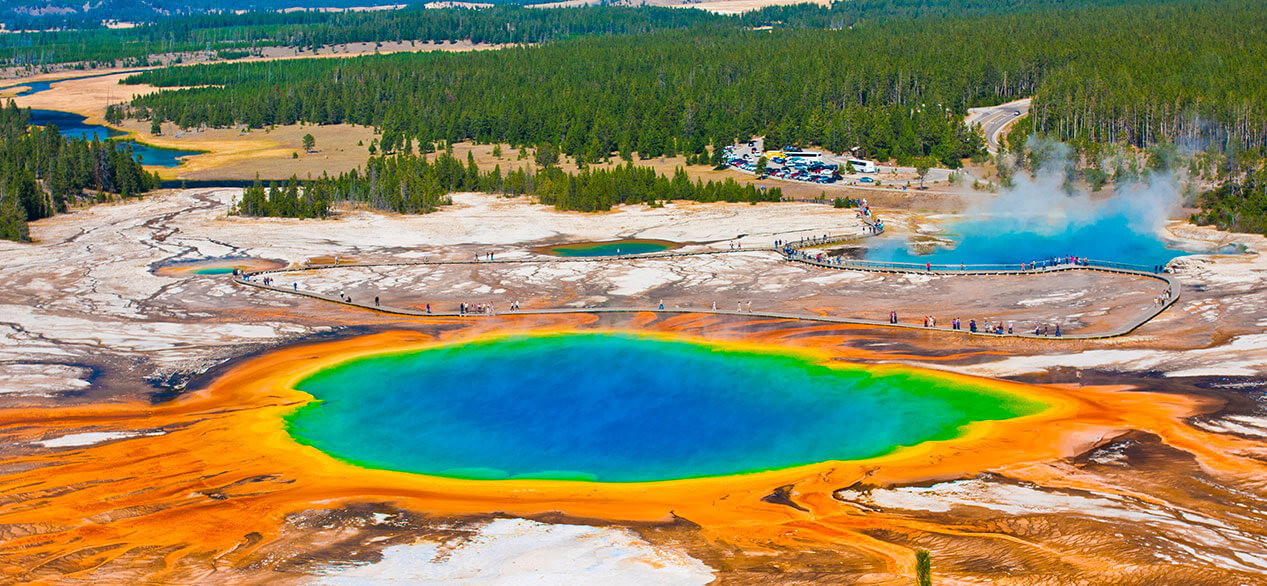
{"left": 782, "top": 254, "right": 1159, "bottom": 276}
{"left": 231, "top": 228, "right": 1180, "bottom": 341}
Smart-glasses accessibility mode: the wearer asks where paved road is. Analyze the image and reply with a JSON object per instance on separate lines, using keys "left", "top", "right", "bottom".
{"left": 966, "top": 98, "right": 1031, "bottom": 153}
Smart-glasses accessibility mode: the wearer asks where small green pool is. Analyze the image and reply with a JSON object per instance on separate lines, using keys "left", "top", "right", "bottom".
{"left": 540, "top": 239, "right": 679, "bottom": 257}
{"left": 194, "top": 267, "right": 237, "bottom": 275}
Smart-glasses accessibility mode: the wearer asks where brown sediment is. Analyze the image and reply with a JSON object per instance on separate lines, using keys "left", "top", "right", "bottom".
{"left": 0, "top": 315, "right": 1254, "bottom": 582}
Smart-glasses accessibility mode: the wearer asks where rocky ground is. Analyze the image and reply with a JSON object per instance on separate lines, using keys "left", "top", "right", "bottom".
{"left": 2, "top": 189, "right": 1267, "bottom": 583}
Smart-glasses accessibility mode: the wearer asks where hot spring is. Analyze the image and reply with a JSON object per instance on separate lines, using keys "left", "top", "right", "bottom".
{"left": 285, "top": 333, "right": 1047, "bottom": 483}
{"left": 863, "top": 213, "right": 1189, "bottom": 267}
{"left": 538, "top": 239, "right": 679, "bottom": 257}
{"left": 863, "top": 176, "right": 1234, "bottom": 267}
{"left": 151, "top": 257, "right": 285, "bottom": 277}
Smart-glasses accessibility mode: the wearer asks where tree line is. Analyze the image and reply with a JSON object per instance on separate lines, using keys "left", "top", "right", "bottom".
{"left": 116, "top": 0, "right": 1265, "bottom": 163}
{"left": 2, "top": 5, "right": 723, "bottom": 70}
{"left": 1192, "top": 148, "right": 1267, "bottom": 236}
{"left": 2, "top": 0, "right": 1165, "bottom": 71}
{"left": 0, "top": 100, "right": 160, "bottom": 241}
{"left": 232, "top": 151, "right": 782, "bottom": 218}
{"left": 122, "top": 21, "right": 1007, "bottom": 167}
{"left": 0, "top": 0, "right": 555, "bottom": 33}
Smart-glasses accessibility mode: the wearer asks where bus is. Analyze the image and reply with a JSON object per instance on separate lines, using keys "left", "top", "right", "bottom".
{"left": 846, "top": 158, "right": 877, "bottom": 173}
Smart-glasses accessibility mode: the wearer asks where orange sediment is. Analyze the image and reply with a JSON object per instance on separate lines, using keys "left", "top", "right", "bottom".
{"left": 0, "top": 315, "right": 1250, "bottom": 581}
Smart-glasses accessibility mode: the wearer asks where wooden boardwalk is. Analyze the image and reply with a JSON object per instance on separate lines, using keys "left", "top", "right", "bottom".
{"left": 234, "top": 237, "right": 1180, "bottom": 341}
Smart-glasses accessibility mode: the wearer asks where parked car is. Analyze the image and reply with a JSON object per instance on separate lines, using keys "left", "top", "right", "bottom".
{"left": 859, "top": 176, "right": 876, "bottom": 183}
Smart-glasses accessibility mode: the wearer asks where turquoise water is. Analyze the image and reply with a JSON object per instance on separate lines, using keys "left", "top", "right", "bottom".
{"left": 28, "top": 109, "right": 201, "bottom": 167}
{"left": 194, "top": 267, "right": 236, "bottom": 275}
{"left": 865, "top": 213, "right": 1185, "bottom": 267}
{"left": 545, "top": 239, "right": 676, "bottom": 257}
{"left": 286, "top": 333, "right": 1044, "bottom": 483}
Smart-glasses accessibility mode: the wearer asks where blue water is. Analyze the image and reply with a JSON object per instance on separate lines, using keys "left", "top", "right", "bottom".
{"left": 28, "top": 109, "right": 200, "bottom": 167}
{"left": 0, "top": 71, "right": 127, "bottom": 97}
{"left": 4, "top": 79, "right": 54, "bottom": 97}
{"left": 286, "top": 333, "right": 1043, "bottom": 483}
{"left": 865, "top": 213, "right": 1188, "bottom": 267}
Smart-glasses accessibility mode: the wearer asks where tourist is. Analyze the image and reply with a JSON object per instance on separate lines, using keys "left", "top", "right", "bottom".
{"left": 1007, "top": 322, "right": 1014, "bottom": 334}
{"left": 659, "top": 300, "right": 664, "bottom": 310}
{"left": 426, "top": 303, "right": 431, "bottom": 314}
{"left": 1055, "top": 324, "right": 1061, "bottom": 337}
{"left": 969, "top": 319, "right": 977, "bottom": 333}
{"left": 374, "top": 296, "right": 379, "bottom": 306}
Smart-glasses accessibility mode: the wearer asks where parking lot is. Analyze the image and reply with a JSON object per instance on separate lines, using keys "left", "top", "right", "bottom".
{"left": 722, "top": 138, "right": 954, "bottom": 188}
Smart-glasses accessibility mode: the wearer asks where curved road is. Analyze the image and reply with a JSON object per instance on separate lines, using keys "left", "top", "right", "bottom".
{"left": 966, "top": 98, "right": 1032, "bottom": 153}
